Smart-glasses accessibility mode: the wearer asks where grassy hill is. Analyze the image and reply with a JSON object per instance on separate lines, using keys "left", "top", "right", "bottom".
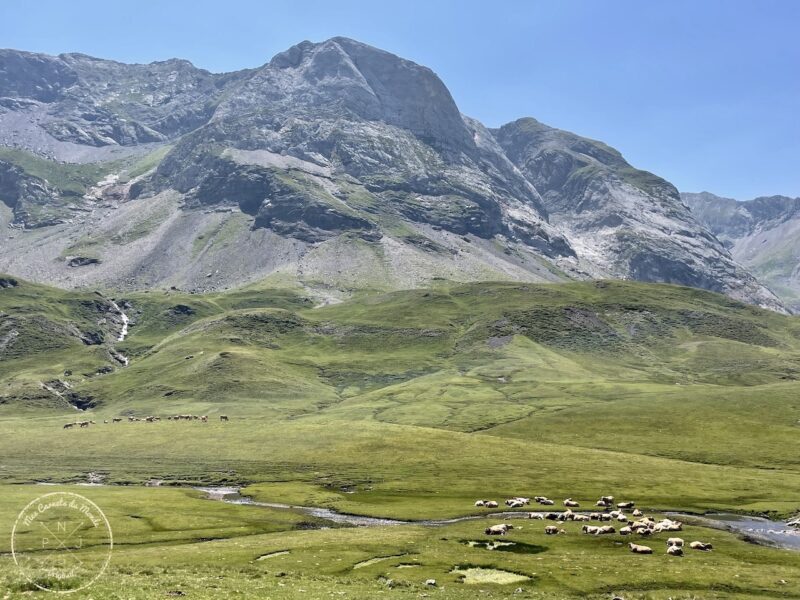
{"left": 1, "top": 276, "right": 800, "bottom": 597}
{"left": 2, "top": 276, "right": 800, "bottom": 487}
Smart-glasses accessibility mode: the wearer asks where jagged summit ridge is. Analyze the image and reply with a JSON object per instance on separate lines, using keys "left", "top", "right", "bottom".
{"left": 0, "top": 38, "right": 785, "bottom": 311}
{"left": 684, "top": 191, "right": 800, "bottom": 311}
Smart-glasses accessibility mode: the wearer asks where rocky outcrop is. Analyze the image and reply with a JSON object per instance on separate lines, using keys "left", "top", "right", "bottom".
{"left": 0, "top": 50, "right": 77, "bottom": 102}
{"left": 683, "top": 192, "right": 800, "bottom": 243}
{"left": 0, "top": 49, "right": 250, "bottom": 153}
{"left": 684, "top": 191, "right": 800, "bottom": 311}
{"left": 67, "top": 256, "right": 101, "bottom": 267}
{"left": 136, "top": 38, "right": 568, "bottom": 254}
{"left": 493, "top": 118, "right": 784, "bottom": 312}
{"left": 0, "top": 159, "right": 64, "bottom": 227}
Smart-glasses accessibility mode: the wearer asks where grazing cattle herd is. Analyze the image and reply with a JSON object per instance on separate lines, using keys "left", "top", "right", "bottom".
{"left": 476, "top": 494, "right": 713, "bottom": 557}
{"left": 62, "top": 420, "right": 96, "bottom": 429}
{"left": 64, "top": 414, "right": 230, "bottom": 428}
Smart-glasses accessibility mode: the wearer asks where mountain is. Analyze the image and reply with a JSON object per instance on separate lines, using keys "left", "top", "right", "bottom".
{"left": 0, "top": 38, "right": 783, "bottom": 311}
{"left": 683, "top": 191, "right": 800, "bottom": 310}
{"left": 493, "top": 118, "right": 781, "bottom": 309}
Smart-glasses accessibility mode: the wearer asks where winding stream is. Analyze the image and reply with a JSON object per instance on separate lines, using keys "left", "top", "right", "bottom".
{"left": 197, "top": 487, "right": 800, "bottom": 550}
{"left": 195, "top": 487, "right": 466, "bottom": 527}
{"left": 666, "top": 511, "right": 800, "bottom": 551}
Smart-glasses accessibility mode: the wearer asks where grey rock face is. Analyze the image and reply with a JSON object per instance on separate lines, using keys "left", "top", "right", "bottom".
{"left": 684, "top": 191, "right": 800, "bottom": 311}
{"left": 0, "top": 159, "right": 64, "bottom": 227}
{"left": 0, "top": 38, "right": 785, "bottom": 311}
{"left": 223, "top": 37, "right": 475, "bottom": 150}
{"left": 0, "top": 49, "right": 249, "bottom": 156}
{"left": 493, "top": 118, "right": 783, "bottom": 311}
{"left": 136, "top": 38, "right": 570, "bottom": 256}
{"left": 0, "top": 50, "right": 78, "bottom": 102}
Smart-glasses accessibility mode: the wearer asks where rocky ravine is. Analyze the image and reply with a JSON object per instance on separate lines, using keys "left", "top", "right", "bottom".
{"left": 0, "top": 38, "right": 784, "bottom": 311}
{"left": 684, "top": 191, "right": 800, "bottom": 311}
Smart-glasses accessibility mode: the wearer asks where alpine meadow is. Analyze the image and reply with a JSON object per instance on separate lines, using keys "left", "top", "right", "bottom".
{"left": 0, "top": 9, "right": 799, "bottom": 600}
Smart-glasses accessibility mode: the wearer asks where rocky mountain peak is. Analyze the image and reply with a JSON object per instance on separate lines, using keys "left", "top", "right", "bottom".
{"left": 684, "top": 191, "right": 800, "bottom": 311}
{"left": 0, "top": 49, "right": 78, "bottom": 102}
{"left": 494, "top": 118, "right": 784, "bottom": 312}
{"left": 217, "top": 37, "right": 474, "bottom": 151}
{"left": 0, "top": 39, "right": 787, "bottom": 312}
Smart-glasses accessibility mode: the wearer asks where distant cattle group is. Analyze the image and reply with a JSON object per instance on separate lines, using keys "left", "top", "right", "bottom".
{"left": 474, "top": 493, "right": 713, "bottom": 557}
{"left": 64, "top": 414, "right": 230, "bottom": 429}
{"left": 63, "top": 420, "right": 96, "bottom": 429}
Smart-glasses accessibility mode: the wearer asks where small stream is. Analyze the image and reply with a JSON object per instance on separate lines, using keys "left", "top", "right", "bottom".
{"left": 109, "top": 300, "right": 130, "bottom": 365}
{"left": 109, "top": 300, "right": 130, "bottom": 342}
{"left": 196, "top": 487, "right": 800, "bottom": 550}
{"left": 194, "top": 487, "right": 483, "bottom": 527}
{"left": 666, "top": 511, "right": 800, "bottom": 551}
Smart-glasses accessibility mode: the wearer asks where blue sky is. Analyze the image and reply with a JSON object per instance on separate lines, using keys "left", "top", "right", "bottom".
{"left": 1, "top": 0, "right": 797, "bottom": 199}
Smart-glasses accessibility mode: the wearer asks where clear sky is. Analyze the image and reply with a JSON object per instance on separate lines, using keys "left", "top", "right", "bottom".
{"left": 1, "top": 0, "right": 797, "bottom": 200}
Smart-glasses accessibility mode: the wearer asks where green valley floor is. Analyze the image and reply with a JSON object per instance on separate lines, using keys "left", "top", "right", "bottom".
{"left": 1, "top": 278, "right": 799, "bottom": 598}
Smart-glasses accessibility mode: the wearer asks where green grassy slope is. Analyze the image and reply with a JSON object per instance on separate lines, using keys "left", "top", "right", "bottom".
{"left": 2, "top": 277, "right": 800, "bottom": 501}
{"left": 3, "top": 277, "right": 800, "bottom": 597}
